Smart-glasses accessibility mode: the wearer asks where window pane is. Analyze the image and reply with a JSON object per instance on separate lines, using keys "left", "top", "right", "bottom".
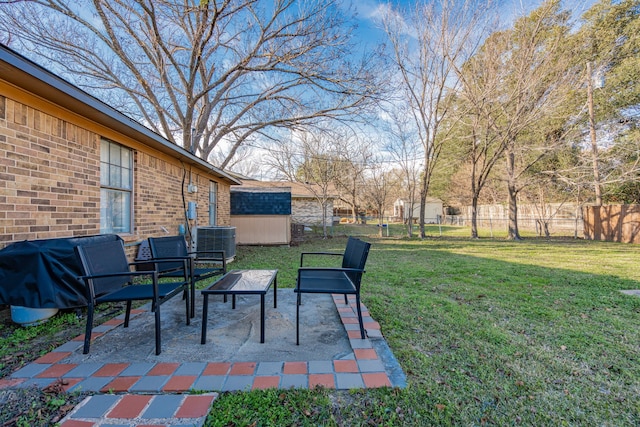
{"left": 121, "top": 168, "right": 131, "bottom": 190}
{"left": 109, "top": 165, "right": 121, "bottom": 188}
{"left": 101, "top": 189, "right": 131, "bottom": 233}
{"left": 100, "top": 162, "right": 109, "bottom": 185}
{"left": 120, "top": 148, "right": 131, "bottom": 168}
{"left": 101, "top": 141, "right": 109, "bottom": 162}
{"left": 110, "top": 143, "right": 122, "bottom": 167}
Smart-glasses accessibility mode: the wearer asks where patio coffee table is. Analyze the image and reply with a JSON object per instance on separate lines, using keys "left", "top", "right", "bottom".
{"left": 200, "top": 269, "right": 278, "bottom": 345}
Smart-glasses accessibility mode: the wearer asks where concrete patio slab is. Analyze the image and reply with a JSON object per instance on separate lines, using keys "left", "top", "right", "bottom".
{"left": 5, "top": 285, "right": 406, "bottom": 427}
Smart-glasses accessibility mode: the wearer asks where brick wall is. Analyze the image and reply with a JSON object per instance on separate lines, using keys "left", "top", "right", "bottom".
{"left": 292, "top": 198, "right": 333, "bottom": 226}
{"left": 0, "top": 93, "right": 231, "bottom": 251}
{"left": 0, "top": 95, "right": 101, "bottom": 245}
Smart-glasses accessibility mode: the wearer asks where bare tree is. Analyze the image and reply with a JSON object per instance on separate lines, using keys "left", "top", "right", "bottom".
{"left": 382, "top": 0, "right": 486, "bottom": 238}
{"left": 208, "top": 144, "right": 262, "bottom": 179}
{"left": 333, "top": 132, "right": 374, "bottom": 224}
{"left": 265, "top": 129, "right": 339, "bottom": 238}
{"left": 0, "top": 0, "right": 378, "bottom": 167}
{"left": 362, "top": 162, "right": 397, "bottom": 237}
{"left": 380, "top": 105, "right": 422, "bottom": 237}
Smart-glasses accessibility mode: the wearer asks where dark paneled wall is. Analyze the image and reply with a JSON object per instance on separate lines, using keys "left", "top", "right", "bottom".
{"left": 231, "top": 191, "right": 291, "bottom": 215}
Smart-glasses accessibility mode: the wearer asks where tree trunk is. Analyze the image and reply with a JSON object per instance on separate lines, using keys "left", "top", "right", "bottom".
{"left": 419, "top": 169, "right": 428, "bottom": 238}
{"left": 471, "top": 195, "right": 479, "bottom": 239}
{"left": 506, "top": 150, "right": 521, "bottom": 240}
{"left": 321, "top": 202, "right": 329, "bottom": 239}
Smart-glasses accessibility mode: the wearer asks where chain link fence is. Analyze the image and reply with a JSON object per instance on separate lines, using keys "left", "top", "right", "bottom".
{"left": 293, "top": 213, "right": 583, "bottom": 239}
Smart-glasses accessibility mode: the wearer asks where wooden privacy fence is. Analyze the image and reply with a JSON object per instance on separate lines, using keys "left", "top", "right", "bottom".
{"left": 583, "top": 205, "right": 640, "bottom": 244}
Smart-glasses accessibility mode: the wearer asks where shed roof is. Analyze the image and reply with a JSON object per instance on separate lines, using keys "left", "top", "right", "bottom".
{"left": 0, "top": 44, "right": 240, "bottom": 185}
{"left": 238, "top": 180, "right": 338, "bottom": 199}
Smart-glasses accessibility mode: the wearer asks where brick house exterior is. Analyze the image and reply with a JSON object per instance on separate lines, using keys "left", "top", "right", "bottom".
{"left": 0, "top": 45, "right": 240, "bottom": 256}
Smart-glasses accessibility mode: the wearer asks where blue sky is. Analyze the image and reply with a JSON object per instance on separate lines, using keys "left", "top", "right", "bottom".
{"left": 347, "top": 0, "right": 598, "bottom": 48}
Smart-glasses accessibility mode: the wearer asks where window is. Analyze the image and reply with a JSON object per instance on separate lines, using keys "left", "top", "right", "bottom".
{"left": 100, "top": 139, "right": 132, "bottom": 233}
{"left": 209, "top": 181, "right": 217, "bottom": 225}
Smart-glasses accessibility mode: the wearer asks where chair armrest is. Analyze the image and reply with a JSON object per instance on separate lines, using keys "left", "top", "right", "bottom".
{"left": 132, "top": 258, "right": 190, "bottom": 278}
{"left": 188, "top": 250, "right": 226, "bottom": 259}
{"left": 144, "top": 256, "right": 190, "bottom": 264}
{"left": 189, "top": 250, "right": 226, "bottom": 273}
{"left": 300, "top": 252, "right": 343, "bottom": 266}
{"left": 296, "top": 267, "right": 365, "bottom": 291}
{"left": 79, "top": 270, "right": 159, "bottom": 281}
{"left": 298, "top": 267, "right": 365, "bottom": 274}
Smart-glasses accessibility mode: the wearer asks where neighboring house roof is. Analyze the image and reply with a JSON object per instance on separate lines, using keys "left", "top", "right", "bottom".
{"left": 238, "top": 180, "right": 338, "bottom": 199}
{"left": 394, "top": 197, "right": 443, "bottom": 205}
{"left": 0, "top": 44, "right": 240, "bottom": 186}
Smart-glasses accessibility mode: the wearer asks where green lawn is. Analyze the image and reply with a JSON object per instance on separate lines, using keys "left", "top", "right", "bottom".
{"left": 206, "top": 230, "right": 640, "bottom": 426}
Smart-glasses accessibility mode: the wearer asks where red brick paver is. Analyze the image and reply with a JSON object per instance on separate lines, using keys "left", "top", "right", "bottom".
{"left": 36, "top": 363, "right": 77, "bottom": 378}
{"left": 107, "top": 394, "right": 152, "bottom": 418}
{"left": 162, "top": 375, "right": 197, "bottom": 392}
{"left": 203, "top": 362, "right": 231, "bottom": 376}
{"left": 333, "top": 360, "right": 359, "bottom": 373}
{"left": 283, "top": 361, "right": 307, "bottom": 374}
{"left": 354, "top": 349, "right": 378, "bottom": 360}
{"left": 229, "top": 362, "right": 256, "bottom": 375}
{"left": 175, "top": 395, "right": 216, "bottom": 418}
{"left": 73, "top": 332, "right": 104, "bottom": 341}
{"left": 309, "top": 374, "right": 335, "bottom": 389}
{"left": 148, "top": 363, "right": 179, "bottom": 376}
{"left": 34, "top": 351, "right": 71, "bottom": 364}
{"left": 60, "top": 420, "right": 95, "bottom": 427}
{"left": 103, "top": 318, "right": 125, "bottom": 326}
{"left": 93, "top": 363, "right": 129, "bottom": 377}
{"left": 362, "top": 372, "right": 392, "bottom": 388}
{"left": 101, "top": 376, "right": 141, "bottom": 392}
{"left": 0, "top": 378, "right": 25, "bottom": 389}
{"left": 252, "top": 376, "right": 280, "bottom": 389}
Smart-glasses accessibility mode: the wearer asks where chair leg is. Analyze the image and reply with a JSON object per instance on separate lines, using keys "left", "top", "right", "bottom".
{"left": 185, "top": 285, "right": 191, "bottom": 326}
{"left": 83, "top": 304, "right": 94, "bottom": 354}
{"left": 344, "top": 294, "right": 348, "bottom": 304}
{"left": 124, "top": 301, "right": 132, "bottom": 327}
{"left": 355, "top": 293, "right": 366, "bottom": 339}
{"left": 190, "top": 282, "right": 196, "bottom": 319}
{"left": 154, "top": 299, "right": 162, "bottom": 356}
{"left": 296, "top": 292, "right": 301, "bottom": 345}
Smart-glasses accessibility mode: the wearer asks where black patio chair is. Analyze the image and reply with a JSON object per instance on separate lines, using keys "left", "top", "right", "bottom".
{"left": 148, "top": 235, "right": 226, "bottom": 318}
{"left": 295, "top": 237, "right": 371, "bottom": 345}
{"left": 75, "top": 238, "right": 190, "bottom": 355}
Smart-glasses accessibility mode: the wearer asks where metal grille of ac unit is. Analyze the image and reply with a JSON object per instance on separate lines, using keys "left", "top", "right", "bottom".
{"left": 194, "top": 226, "right": 236, "bottom": 259}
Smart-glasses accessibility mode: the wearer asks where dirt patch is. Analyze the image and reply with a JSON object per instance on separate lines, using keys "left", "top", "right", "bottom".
{"left": 0, "top": 382, "right": 89, "bottom": 426}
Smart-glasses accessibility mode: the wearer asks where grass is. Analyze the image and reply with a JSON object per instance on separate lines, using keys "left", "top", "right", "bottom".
{"left": 1, "top": 227, "right": 639, "bottom": 425}
{"left": 205, "top": 229, "right": 640, "bottom": 426}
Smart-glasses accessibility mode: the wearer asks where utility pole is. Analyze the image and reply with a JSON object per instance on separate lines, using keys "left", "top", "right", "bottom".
{"left": 587, "top": 62, "right": 602, "bottom": 206}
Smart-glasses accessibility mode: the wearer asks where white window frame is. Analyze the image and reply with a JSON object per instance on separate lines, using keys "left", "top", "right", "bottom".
{"left": 100, "top": 138, "right": 133, "bottom": 234}
{"left": 209, "top": 181, "right": 217, "bottom": 225}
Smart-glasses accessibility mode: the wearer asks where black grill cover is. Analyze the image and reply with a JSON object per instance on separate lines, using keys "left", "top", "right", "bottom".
{"left": 0, "top": 234, "right": 121, "bottom": 309}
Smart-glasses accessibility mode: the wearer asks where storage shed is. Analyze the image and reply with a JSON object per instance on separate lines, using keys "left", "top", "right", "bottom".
{"left": 230, "top": 186, "right": 292, "bottom": 245}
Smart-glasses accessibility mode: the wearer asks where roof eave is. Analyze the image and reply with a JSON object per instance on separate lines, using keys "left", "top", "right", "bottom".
{"left": 0, "top": 45, "right": 240, "bottom": 185}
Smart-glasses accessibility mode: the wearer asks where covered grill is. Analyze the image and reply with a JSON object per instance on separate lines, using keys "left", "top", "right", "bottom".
{"left": 0, "top": 234, "right": 121, "bottom": 309}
